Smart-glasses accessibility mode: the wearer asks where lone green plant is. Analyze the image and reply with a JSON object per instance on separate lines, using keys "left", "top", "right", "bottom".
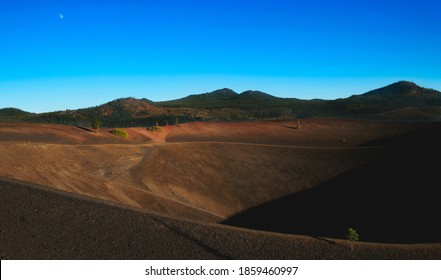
{"left": 111, "top": 128, "right": 129, "bottom": 138}
{"left": 92, "top": 119, "right": 101, "bottom": 133}
{"left": 347, "top": 227, "right": 360, "bottom": 251}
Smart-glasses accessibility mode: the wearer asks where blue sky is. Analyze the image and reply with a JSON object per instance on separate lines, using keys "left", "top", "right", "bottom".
{"left": 1, "top": 0, "right": 440, "bottom": 113}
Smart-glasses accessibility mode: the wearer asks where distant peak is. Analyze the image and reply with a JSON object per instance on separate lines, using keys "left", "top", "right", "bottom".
{"left": 390, "top": 81, "right": 419, "bottom": 87}
{"left": 360, "top": 80, "right": 440, "bottom": 98}
{"left": 0, "top": 107, "right": 32, "bottom": 115}
{"left": 383, "top": 81, "right": 434, "bottom": 93}
{"left": 102, "top": 97, "right": 155, "bottom": 113}
{"left": 111, "top": 97, "right": 138, "bottom": 103}
{"left": 198, "top": 88, "right": 238, "bottom": 98}
{"left": 378, "top": 81, "right": 420, "bottom": 92}
{"left": 241, "top": 90, "right": 267, "bottom": 95}
{"left": 239, "top": 90, "right": 276, "bottom": 99}
{"left": 110, "top": 97, "right": 153, "bottom": 104}
{"left": 210, "top": 88, "right": 237, "bottom": 94}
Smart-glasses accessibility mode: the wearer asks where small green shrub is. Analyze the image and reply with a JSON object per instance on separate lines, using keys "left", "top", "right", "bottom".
{"left": 347, "top": 227, "right": 360, "bottom": 251}
{"left": 92, "top": 119, "right": 101, "bottom": 132}
{"left": 111, "top": 128, "right": 129, "bottom": 138}
{"left": 146, "top": 126, "right": 162, "bottom": 132}
{"left": 347, "top": 227, "right": 360, "bottom": 241}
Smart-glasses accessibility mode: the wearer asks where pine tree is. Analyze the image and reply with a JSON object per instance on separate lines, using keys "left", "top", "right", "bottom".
{"left": 92, "top": 119, "right": 101, "bottom": 133}
{"left": 347, "top": 227, "right": 360, "bottom": 251}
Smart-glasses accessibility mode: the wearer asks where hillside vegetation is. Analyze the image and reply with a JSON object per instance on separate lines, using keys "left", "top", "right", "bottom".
{"left": 0, "top": 108, "right": 34, "bottom": 122}
{"left": 2, "top": 81, "right": 441, "bottom": 127}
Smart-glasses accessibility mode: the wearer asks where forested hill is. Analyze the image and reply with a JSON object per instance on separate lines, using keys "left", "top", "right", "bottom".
{"left": 2, "top": 81, "right": 440, "bottom": 127}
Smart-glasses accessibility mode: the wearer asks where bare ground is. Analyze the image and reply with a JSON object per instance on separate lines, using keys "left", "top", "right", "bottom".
{"left": 0, "top": 119, "right": 440, "bottom": 259}
{"left": 1, "top": 178, "right": 440, "bottom": 260}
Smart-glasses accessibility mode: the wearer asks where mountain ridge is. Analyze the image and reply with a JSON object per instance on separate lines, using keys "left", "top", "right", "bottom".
{"left": 361, "top": 81, "right": 440, "bottom": 97}
{"left": 2, "top": 81, "right": 441, "bottom": 126}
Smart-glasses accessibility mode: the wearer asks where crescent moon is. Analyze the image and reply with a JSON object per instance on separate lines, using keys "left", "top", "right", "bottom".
{"left": 59, "top": 13, "right": 64, "bottom": 20}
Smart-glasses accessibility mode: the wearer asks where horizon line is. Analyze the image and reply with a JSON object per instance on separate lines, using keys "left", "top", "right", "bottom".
{"left": 1, "top": 79, "right": 440, "bottom": 114}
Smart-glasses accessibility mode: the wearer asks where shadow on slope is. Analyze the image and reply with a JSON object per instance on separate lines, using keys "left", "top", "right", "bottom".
{"left": 2, "top": 178, "right": 440, "bottom": 259}
{"left": 224, "top": 124, "right": 441, "bottom": 244}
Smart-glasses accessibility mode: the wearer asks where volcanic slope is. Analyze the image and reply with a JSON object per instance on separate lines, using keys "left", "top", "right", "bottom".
{"left": 0, "top": 119, "right": 419, "bottom": 220}
{"left": 1, "top": 119, "right": 440, "bottom": 259}
{"left": 2, "top": 178, "right": 440, "bottom": 259}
